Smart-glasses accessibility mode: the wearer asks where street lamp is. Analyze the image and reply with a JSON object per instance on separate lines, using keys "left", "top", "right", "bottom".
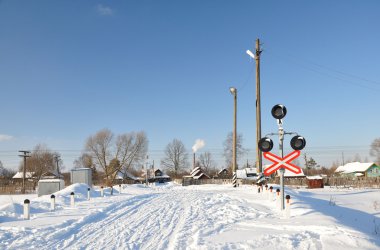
{"left": 230, "top": 87, "right": 237, "bottom": 188}
{"left": 247, "top": 39, "right": 263, "bottom": 173}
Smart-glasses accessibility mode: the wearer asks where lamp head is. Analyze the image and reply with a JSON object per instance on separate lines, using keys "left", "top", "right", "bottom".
{"left": 246, "top": 50, "right": 255, "bottom": 59}
{"left": 229, "top": 87, "right": 237, "bottom": 95}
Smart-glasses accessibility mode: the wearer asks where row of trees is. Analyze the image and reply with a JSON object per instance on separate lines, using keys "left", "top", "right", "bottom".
{"left": 5, "top": 131, "right": 379, "bottom": 187}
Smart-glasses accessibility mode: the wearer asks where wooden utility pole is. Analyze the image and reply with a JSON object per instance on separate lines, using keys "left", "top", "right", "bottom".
{"left": 255, "top": 39, "right": 263, "bottom": 173}
{"left": 54, "top": 154, "right": 61, "bottom": 178}
{"left": 18, "top": 150, "right": 31, "bottom": 194}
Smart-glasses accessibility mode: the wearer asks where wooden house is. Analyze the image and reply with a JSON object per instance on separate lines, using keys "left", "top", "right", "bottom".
{"left": 335, "top": 162, "right": 380, "bottom": 177}
{"left": 141, "top": 168, "right": 171, "bottom": 183}
{"left": 214, "top": 168, "right": 230, "bottom": 179}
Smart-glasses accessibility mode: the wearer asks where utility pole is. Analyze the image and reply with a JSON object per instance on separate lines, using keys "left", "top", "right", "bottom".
{"left": 304, "top": 153, "right": 308, "bottom": 169}
{"left": 145, "top": 155, "right": 149, "bottom": 186}
{"left": 342, "top": 152, "right": 345, "bottom": 165}
{"left": 229, "top": 87, "right": 238, "bottom": 187}
{"left": 54, "top": 154, "right": 61, "bottom": 178}
{"left": 255, "top": 39, "right": 263, "bottom": 173}
{"left": 18, "top": 150, "right": 31, "bottom": 194}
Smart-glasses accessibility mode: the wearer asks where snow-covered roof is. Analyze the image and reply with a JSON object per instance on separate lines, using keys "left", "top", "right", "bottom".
{"left": 193, "top": 173, "right": 207, "bottom": 179}
{"left": 42, "top": 171, "right": 63, "bottom": 178}
{"left": 335, "top": 162, "right": 377, "bottom": 174}
{"left": 236, "top": 168, "right": 258, "bottom": 179}
{"left": 283, "top": 169, "right": 305, "bottom": 178}
{"left": 38, "top": 179, "right": 64, "bottom": 183}
{"left": 306, "top": 175, "right": 323, "bottom": 180}
{"left": 71, "top": 168, "right": 91, "bottom": 171}
{"left": 245, "top": 168, "right": 257, "bottom": 174}
{"left": 12, "top": 172, "right": 34, "bottom": 179}
{"left": 116, "top": 171, "right": 138, "bottom": 180}
{"left": 191, "top": 169, "right": 202, "bottom": 177}
{"left": 218, "top": 168, "right": 228, "bottom": 175}
{"left": 190, "top": 167, "right": 201, "bottom": 176}
{"left": 189, "top": 167, "right": 210, "bottom": 179}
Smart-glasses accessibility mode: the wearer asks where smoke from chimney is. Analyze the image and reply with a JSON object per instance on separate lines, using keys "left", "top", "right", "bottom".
{"left": 192, "top": 139, "right": 205, "bottom": 153}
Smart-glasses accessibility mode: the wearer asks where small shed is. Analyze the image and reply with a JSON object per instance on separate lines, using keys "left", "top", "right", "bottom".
{"left": 307, "top": 176, "right": 324, "bottom": 189}
{"left": 37, "top": 179, "right": 65, "bottom": 197}
{"left": 71, "top": 168, "right": 92, "bottom": 186}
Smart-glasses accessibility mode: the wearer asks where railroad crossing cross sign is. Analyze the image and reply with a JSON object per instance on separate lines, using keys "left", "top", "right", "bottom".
{"left": 263, "top": 150, "right": 301, "bottom": 176}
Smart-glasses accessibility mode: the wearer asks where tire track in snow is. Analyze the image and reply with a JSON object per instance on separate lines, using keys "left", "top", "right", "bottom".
{"left": 5, "top": 193, "right": 158, "bottom": 250}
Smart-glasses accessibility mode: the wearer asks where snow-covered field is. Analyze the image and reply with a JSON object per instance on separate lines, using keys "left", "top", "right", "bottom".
{"left": 1, "top": 183, "right": 380, "bottom": 249}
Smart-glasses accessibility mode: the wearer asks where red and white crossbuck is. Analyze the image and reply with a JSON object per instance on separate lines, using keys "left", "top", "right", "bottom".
{"left": 263, "top": 150, "right": 301, "bottom": 176}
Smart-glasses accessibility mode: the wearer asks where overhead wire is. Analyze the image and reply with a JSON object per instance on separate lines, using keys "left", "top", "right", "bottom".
{"left": 266, "top": 49, "right": 380, "bottom": 92}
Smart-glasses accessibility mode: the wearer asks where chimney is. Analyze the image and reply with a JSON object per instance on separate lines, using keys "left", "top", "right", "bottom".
{"left": 193, "top": 153, "right": 196, "bottom": 169}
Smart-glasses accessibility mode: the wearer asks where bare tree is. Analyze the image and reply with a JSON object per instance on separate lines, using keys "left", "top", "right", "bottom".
{"left": 370, "top": 138, "right": 380, "bottom": 165}
{"left": 223, "top": 132, "right": 247, "bottom": 169}
{"left": 118, "top": 132, "right": 148, "bottom": 178}
{"left": 0, "top": 161, "right": 14, "bottom": 178}
{"left": 161, "top": 139, "right": 188, "bottom": 177}
{"left": 198, "top": 151, "right": 215, "bottom": 175}
{"left": 20, "top": 144, "right": 58, "bottom": 189}
{"left": 73, "top": 153, "right": 94, "bottom": 169}
{"left": 73, "top": 152, "right": 100, "bottom": 183}
{"left": 85, "top": 129, "right": 148, "bottom": 193}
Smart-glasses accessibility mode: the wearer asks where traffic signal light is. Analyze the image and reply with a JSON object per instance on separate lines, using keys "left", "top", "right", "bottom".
{"left": 290, "top": 135, "right": 306, "bottom": 150}
{"left": 271, "top": 104, "right": 287, "bottom": 120}
{"left": 258, "top": 137, "right": 274, "bottom": 152}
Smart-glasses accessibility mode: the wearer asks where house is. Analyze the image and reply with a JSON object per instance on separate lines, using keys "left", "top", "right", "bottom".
{"left": 41, "top": 170, "right": 63, "bottom": 179}
{"left": 141, "top": 168, "right": 171, "bottom": 183}
{"left": 190, "top": 167, "right": 210, "bottom": 180}
{"left": 12, "top": 172, "right": 35, "bottom": 182}
{"left": 115, "top": 171, "right": 140, "bottom": 184}
{"left": 236, "top": 168, "right": 259, "bottom": 180}
{"left": 335, "top": 162, "right": 380, "bottom": 177}
{"left": 214, "top": 168, "right": 229, "bottom": 179}
{"left": 283, "top": 169, "right": 306, "bottom": 178}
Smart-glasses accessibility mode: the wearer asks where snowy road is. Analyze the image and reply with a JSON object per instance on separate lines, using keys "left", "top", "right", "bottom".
{"left": 1, "top": 183, "right": 380, "bottom": 249}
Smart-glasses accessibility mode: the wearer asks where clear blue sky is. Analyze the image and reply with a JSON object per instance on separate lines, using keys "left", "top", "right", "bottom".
{"left": 1, "top": 0, "right": 379, "bottom": 171}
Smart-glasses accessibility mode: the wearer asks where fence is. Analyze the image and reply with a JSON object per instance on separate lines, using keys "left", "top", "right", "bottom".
{"left": 178, "top": 177, "right": 380, "bottom": 189}
{"left": 0, "top": 182, "right": 36, "bottom": 194}
{"left": 180, "top": 178, "right": 258, "bottom": 187}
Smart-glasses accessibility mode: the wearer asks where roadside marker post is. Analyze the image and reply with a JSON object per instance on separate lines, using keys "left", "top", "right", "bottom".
{"left": 269, "top": 186, "right": 273, "bottom": 200}
{"left": 87, "top": 187, "right": 91, "bottom": 200}
{"left": 119, "top": 184, "right": 122, "bottom": 194}
{"left": 101, "top": 186, "right": 104, "bottom": 197}
{"left": 50, "top": 194, "right": 55, "bottom": 211}
{"left": 276, "top": 188, "right": 281, "bottom": 208}
{"left": 23, "top": 199, "right": 30, "bottom": 220}
{"left": 285, "top": 195, "right": 291, "bottom": 218}
{"left": 70, "top": 192, "right": 75, "bottom": 207}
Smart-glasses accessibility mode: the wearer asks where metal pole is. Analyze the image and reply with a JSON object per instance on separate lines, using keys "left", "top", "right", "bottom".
{"left": 255, "top": 39, "right": 263, "bottom": 173}
{"left": 278, "top": 121, "right": 285, "bottom": 210}
{"left": 233, "top": 89, "right": 237, "bottom": 174}
{"left": 145, "top": 155, "right": 149, "bottom": 186}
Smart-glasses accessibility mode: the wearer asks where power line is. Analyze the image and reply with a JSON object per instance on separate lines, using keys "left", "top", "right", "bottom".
{"left": 266, "top": 50, "right": 380, "bottom": 92}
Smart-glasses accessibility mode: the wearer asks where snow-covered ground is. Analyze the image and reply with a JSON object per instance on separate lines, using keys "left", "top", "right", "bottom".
{"left": 1, "top": 183, "right": 380, "bottom": 249}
